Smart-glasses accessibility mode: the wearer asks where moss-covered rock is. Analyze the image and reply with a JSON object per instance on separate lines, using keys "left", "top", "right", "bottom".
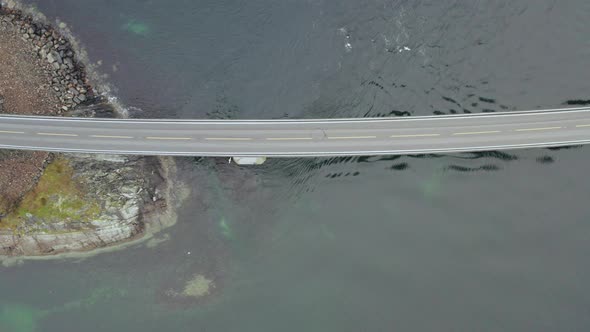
{"left": 1, "top": 158, "right": 100, "bottom": 229}
{"left": 0, "top": 154, "right": 173, "bottom": 256}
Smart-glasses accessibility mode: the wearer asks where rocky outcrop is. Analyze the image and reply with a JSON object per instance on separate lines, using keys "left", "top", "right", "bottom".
{"left": 0, "top": 1, "right": 183, "bottom": 258}
{"left": 0, "top": 154, "right": 179, "bottom": 256}
{"left": 0, "top": 154, "right": 167, "bottom": 255}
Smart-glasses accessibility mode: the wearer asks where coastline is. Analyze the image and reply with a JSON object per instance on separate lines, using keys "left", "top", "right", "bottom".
{"left": 1, "top": 156, "right": 189, "bottom": 266}
{"left": 0, "top": 1, "right": 186, "bottom": 261}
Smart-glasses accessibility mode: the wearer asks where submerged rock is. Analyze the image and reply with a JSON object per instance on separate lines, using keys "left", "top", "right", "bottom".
{"left": 182, "top": 274, "right": 216, "bottom": 298}
{"left": 159, "top": 273, "right": 218, "bottom": 309}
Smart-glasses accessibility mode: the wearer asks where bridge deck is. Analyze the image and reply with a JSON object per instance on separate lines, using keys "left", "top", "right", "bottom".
{"left": 0, "top": 107, "right": 589, "bottom": 156}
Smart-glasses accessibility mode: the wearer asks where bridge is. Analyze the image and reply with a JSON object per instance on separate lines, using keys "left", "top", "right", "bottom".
{"left": 0, "top": 107, "right": 589, "bottom": 160}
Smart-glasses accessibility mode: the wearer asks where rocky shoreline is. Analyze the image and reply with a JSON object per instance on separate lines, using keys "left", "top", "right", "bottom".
{"left": 0, "top": 1, "right": 184, "bottom": 258}
{"left": 1, "top": 2, "right": 93, "bottom": 114}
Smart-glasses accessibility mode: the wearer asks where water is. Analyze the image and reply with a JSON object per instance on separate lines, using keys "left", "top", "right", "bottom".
{"left": 2, "top": 1, "right": 590, "bottom": 331}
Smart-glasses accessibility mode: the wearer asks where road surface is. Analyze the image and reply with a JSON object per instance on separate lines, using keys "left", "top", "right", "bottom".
{"left": 0, "top": 107, "right": 589, "bottom": 157}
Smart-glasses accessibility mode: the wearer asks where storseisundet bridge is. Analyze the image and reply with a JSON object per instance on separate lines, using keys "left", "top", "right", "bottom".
{"left": 0, "top": 106, "right": 589, "bottom": 160}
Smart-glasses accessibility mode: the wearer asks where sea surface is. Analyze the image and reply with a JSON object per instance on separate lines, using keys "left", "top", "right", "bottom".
{"left": 2, "top": 1, "right": 590, "bottom": 331}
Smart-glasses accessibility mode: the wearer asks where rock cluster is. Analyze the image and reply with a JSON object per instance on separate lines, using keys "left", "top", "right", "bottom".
{"left": 0, "top": 5, "right": 93, "bottom": 113}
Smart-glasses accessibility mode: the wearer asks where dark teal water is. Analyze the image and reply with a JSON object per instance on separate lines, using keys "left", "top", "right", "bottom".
{"left": 2, "top": 1, "right": 590, "bottom": 331}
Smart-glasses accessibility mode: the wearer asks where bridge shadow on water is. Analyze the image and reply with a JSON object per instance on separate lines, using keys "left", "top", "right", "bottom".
{"left": 256, "top": 94, "right": 590, "bottom": 198}
{"left": 261, "top": 144, "right": 587, "bottom": 200}
{"left": 198, "top": 92, "right": 590, "bottom": 203}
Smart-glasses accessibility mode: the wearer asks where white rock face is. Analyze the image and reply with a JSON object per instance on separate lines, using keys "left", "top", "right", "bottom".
{"left": 1, "top": 221, "right": 139, "bottom": 254}
{"left": 0, "top": 154, "right": 174, "bottom": 257}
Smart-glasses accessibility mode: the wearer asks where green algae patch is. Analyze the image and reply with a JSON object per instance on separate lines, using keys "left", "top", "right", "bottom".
{"left": 218, "top": 217, "right": 233, "bottom": 239}
{"left": 123, "top": 19, "right": 151, "bottom": 36}
{"left": 0, "top": 303, "right": 47, "bottom": 332}
{"left": 0, "top": 158, "right": 100, "bottom": 229}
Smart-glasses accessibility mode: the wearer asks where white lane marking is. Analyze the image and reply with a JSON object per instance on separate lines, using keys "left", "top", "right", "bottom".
{"left": 575, "top": 124, "right": 590, "bottom": 128}
{"left": 515, "top": 127, "right": 562, "bottom": 132}
{"left": 328, "top": 136, "right": 377, "bottom": 140}
{"left": 36, "top": 132, "right": 78, "bottom": 137}
{"left": 90, "top": 135, "right": 134, "bottom": 139}
{"left": 146, "top": 136, "right": 192, "bottom": 140}
{"left": 205, "top": 137, "right": 253, "bottom": 141}
{"left": 391, "top": 134, "right": 440, "bottom": 138}
{"left": 266, "top": 137, "right": 313, "bottom": 141}
{"left": 2, "top": 106, "right": 590, "bottom": 125}
{"left": 452, "top": 130, "right": 501, "bottom": 135}
{"left": 2, "top": 139, "right": 590, "bottom": 156}
{"left": 0, "top": 130, "right": 25, "bottom": 134}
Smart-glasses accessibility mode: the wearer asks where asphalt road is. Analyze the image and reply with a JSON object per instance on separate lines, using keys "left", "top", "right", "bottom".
{"left": 0, "top": 107, "right": 590, "bottom": 157}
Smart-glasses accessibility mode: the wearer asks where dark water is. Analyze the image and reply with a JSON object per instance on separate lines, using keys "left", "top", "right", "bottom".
{"left": 2, "top": 1, "right": 590, "bottom": 331}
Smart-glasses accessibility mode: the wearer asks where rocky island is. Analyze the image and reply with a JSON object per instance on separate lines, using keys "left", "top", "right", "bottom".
{"left": 0, "top": 1, "right": 181, "bottom": 258}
